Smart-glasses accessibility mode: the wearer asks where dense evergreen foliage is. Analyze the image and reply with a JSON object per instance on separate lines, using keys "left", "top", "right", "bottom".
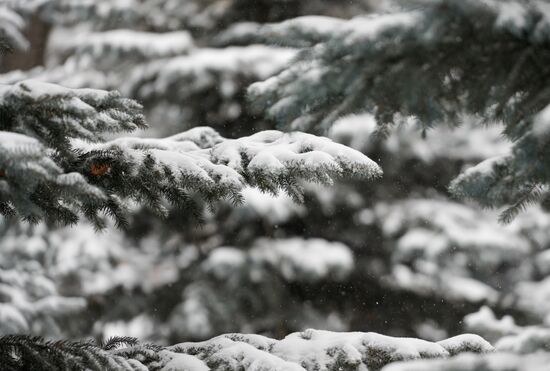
{"left": 247, "top": 0, "right": 550, "bottom": 221}
{"left": 2, "top": 0, "right": 550, "bottom": 370}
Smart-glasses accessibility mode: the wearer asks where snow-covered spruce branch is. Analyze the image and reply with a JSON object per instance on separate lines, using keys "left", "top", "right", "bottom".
{"left": 72, "top": 127, "right": 381, "bottom": 220}
{"left": 0, "top": 268, "right": 85, "bottom": 336}
{"left": 385, "top": 325, "right": 550, "bottom": 371}
{"left": 0, "top": 80, "right": 380, "bottom": 226}
{"left": 51, "top": 29, "right": 195, "bottom": 68}
{"left": 247, "top": 0, "right": 550, "bottom": 219}
{"left": 124, "top": 45, "right": 296, "bottom": 105}
{"left": 0, "top": 80, "right": 146, "bottom": 225}
{"left": 0, "top": 80, "right": 146, "bottom": 146}
{"left": 0, "top": 330, "right": 493, "bottom": 371}
{"left": 214, "top": 16, "right": 347, "bottom": 48}
{"left": 248, "top": 0, "right": 550, "bottom": 132}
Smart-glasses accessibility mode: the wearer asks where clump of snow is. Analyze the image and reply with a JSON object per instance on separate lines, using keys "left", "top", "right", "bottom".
{"left": 0, "top": 131, "right": 42, "bottom": 152}
{"left": 341, "top": 11, "right": 421, "bottom": 46}
{"left": 329, "top": 113, "right": 378, "bottom": 152}
{"left": 125, "top": 46, "right": 296, "bottom": 100}
{"left": 494, "top": 1, "right": 529, "bottom": 36}
{"left": 159, "top": 329, "right": 492, "bottom": 371}
{"left": 387, "top": 264, "right": 499, "bottom": 304}
{"left": 437, "top": 334, "right": 494, "bottom": 355}
{"left": 159, "top": 351, "right": 209, "bottom": 371}
{"left": 216, "top": 16, "right": 347, "bottom": 47}
{"left": 62, "top": 29, "right": 194, "bottom": 61}
{"left": 329, "top": 114, "right": 510, "bottom": 163}
{"left": 72, "top": 127, "right": 381, "bottom": 203}
{"left": 239, "top": 187, "right": 305, "bottom": 224}
{"left": 250, "top": 238, "right": 354, "bottom": 282}
{"left": 0, "top": 79, "right": 110, "bottom": 103}
{"left": 202, "top": 238, "right": 354, "bottom": 283}
{"left": 464, "top": 306, "right": 522, "bottom": 343}
{"left": 370, "top": 198, "right": 540, "bottom": 305}
{"left": 533, "top": 104, "right": 550, "bottom": 139}
{"left": 202, "top": 247, "right": 247, "bottom": 280}
{"left": 514, "top": 277, "right": 550, "bottom": 321}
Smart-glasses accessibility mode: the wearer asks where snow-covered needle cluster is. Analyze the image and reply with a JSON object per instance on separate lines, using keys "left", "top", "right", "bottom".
{"left": 0, "top": 80, "right": 145, "bottom": 225}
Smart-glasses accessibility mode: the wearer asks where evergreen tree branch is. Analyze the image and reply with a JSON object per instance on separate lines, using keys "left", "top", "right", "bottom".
{"left": 0, "top": 81, "right": 380, "bottom": 227}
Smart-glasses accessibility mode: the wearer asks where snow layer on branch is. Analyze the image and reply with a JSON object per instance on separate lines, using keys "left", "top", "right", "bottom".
{"left": 124, "top": 45, "right": 296, "bottom": 102}
{"left": 533, "top": 104, "right": 550, "bottom": 138}
{"left": 0, "top": 63, "right": 112, "bottom": 91}
{"left": 0, "top": 220, "right": 87, "bottom": 337}
{"left": 329, "top": 114, "right": 511, "bottom": 163}
{"left": 513, "top": 277, "right": 550, "bottom": 322}
{"left": 41, "top": 221, "right": 202, "bottom": 299}
{"left": 0, "top": 79, "right": 109, "bottom": 102}
{"left": 57, "top": 29, "right": 194, "bottom": 63}
{"left": 271, "top": 329, "right": 451, "bottom": 368}
{"left": 72, "top": 127, "right": 381, "bottom": 204}
{"left": 496, "top": 328, "right": 550, "bottom": 354}
{"left": 247, "top": 11, "right": 422, "bottom": 131}
{"left": 388, "top": 265, "right": 499, "bottom": 304}
{"left": 20, "top": 0, "right": 141, "bottom": 29}
{"left": 372, "top": 199, "right": 530, "bottom": 303}
{"left": 249, "top": 238, "right": 354, "bottom": 282}
{"left": 169, "top": 237, "right": 353, "bottom": 340}
{"left": 215, "top": 16, "right": 347, "bottom": 47}
{"left": 157, "top": 330, "right": 492, "bottom": 371}
{"left": 203, "top": 238, "right": 354, "bottom": 282}
{"left": 0, "top": 217, "right": 198, "bottom": 347}
{"left": 0, "top": 131, "right": 42, "bottom": 151}
{"left": 437, "top": 334, "right": 494, "bottom": 356}
{"left": 0, "top": 80, "right": 148, "bottom": 224}
{"left": 376, "top": 199, "right": 529, "bottom": 260}
{"left": 464, "top": 306, "right": 523, "bottom": 343}
{"left": 159, "top": 351, "right": 209, "bottom": 371}
{"left": 449, "top": 155, "right": 516, "bottom": 209}
{"left": 0, "top": 80, "right": 146, "bottom": 143}
{"left": 0, "top": 328, "right": 495, "bottom": 370}
{"left": 238, "top": 187, "right": 305, "bottom": 223}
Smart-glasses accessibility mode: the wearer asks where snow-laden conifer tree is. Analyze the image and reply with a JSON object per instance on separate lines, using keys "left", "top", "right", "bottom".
{"left": 3, "top": 0, "right": 550, "bottom": 370}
